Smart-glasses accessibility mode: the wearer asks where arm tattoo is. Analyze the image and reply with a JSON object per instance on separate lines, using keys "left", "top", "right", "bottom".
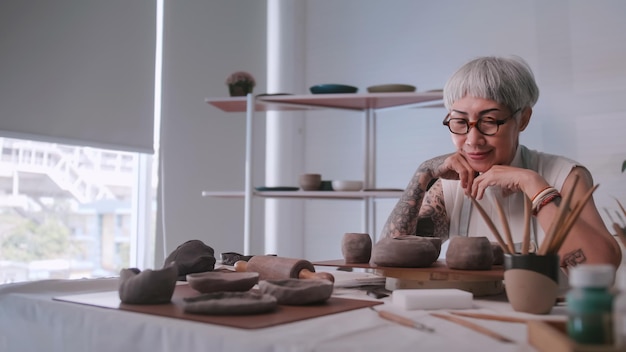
{"left": 380, "top": 168, "right": 449, "bottom": 240}
{"left": 562, "top": 249, "right": 586, "bottom": 268}
{"left": 418, "top": 180, "right": 449, "bottom": 241}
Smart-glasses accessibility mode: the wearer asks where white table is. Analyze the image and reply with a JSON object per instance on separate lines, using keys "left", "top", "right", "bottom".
{"left": 0, "top": 275, "right": 566, "bottom": 352}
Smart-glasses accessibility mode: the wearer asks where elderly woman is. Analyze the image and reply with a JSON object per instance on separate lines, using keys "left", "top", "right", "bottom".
{"left": 380, "top": 56, "right": 621, "bottom": 270}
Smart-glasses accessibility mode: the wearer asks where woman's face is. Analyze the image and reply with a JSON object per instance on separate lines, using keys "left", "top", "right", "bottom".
{"left": 448, "top": 96, "right": 525, "bottom": 173}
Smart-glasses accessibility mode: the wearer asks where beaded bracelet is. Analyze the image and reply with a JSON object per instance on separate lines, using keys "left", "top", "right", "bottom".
{"left": 532, "top": 189, "right": 561, "bottom": 216}
{"left": 531, "top": 186, "right": 554, "bottom": 203}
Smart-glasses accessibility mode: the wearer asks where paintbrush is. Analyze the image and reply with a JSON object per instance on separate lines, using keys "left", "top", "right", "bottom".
{"left": 538, "top": 176, "right": 579, "bottom": 255}
{"left": 613, "top": 222, "right": 626, "bottom": 248}
{"left": 470, "top": 197, "right": 511, "bottom": 254}
{"left": 430, "top": 313, "right": 514, "bottom": 343}
{"left": 547, "top": 184, "right": 599, "bottom": 254}
{"left": 494, "top": 197, "right": 516, "bottom": 254}
{"left": 370, "top": 307, "right": 435, "bottom": 333}
{"left": 449, "top": 311, "right": 565, "bottom": 324}
{"left": 521, "top": 195, "right": 532, "bottom": 254}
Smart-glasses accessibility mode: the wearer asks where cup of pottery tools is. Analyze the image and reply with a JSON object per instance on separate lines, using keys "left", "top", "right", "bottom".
{"left": 503, "top": 253, "right": 560, "bottom": 314}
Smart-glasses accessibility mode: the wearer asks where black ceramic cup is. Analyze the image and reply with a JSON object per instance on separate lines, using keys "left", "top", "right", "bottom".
{"left": 503, "top": 253, "right": 560, "bottom": 314}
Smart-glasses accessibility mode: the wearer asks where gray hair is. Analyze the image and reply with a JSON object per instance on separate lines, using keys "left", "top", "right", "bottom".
{"left": 443, "top": 56, "right": 539, "bottom": 112}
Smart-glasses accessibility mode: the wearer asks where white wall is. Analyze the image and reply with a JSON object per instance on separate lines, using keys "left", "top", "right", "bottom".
{"left": 157, "top": 0, "right": 626, "bottom": 265}
{"left": 155, "top": 0, "right": 268, "bottom": 265}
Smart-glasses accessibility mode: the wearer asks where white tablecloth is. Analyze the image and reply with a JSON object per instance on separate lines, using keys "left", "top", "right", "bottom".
{"left": 0, "top": 276, "right": 567, "bottom": 352}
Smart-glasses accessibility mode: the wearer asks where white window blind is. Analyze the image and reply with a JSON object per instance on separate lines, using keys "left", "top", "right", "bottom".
{"left": 0, "top": 0, "right": 156, "bottom": 153}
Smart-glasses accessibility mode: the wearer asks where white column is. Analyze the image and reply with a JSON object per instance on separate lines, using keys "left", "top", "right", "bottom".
{"left": 265, "top": 0, "right": 306, "bottom": 257}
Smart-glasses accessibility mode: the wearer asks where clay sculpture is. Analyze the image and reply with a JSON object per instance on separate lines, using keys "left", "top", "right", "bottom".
{"left": 163, "top": 239, "right": 216, "bottom": 280}
{"left": 371, "top": 235, "right": 441, "bottom": 267}
{"left": 118, "top": 264, "right": 178, "bottom": 304}
{"left": 445, "top": 236, "right": 493, "bottom": 270}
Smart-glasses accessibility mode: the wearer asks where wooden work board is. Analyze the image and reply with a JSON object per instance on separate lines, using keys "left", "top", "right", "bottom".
{"left": 53, "top": 283, "right": 382, "bottom": 330}
{"left": 313, "top": 259, "right": 504, "bottom": 282}
{"left": 313, "top": 259, "right": 505, "bottom": 296}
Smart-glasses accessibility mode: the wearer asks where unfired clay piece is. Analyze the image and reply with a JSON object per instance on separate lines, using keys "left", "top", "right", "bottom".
{"left": 118, "top": 264, "right": 178, "bottom": 304}
{"left": 491, "top": 243, "right": 504, "bottom": 265}
{"left": 183, "top": 291, "right": 277, "bottom": 315}
{"left": 445, "top": 236, "right": 493, "bottom": 270}
{"left": 258, "top": 279, "right": 334, "bottom": 305}
{"left": 341, "top": 232, "right": 372, "bottom": 264}
{"left": 371, "top": 235, "right": 440, "bottom": 267}
{"left": 187, "top": 271, "right": 259, "bottom": 293}
{"left": 163, "top": 239, "right": 216, "bottom": 280}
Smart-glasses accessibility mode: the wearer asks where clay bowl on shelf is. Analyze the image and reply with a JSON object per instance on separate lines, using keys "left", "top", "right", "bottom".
{"left": 186, "top": 271, "right": 259, "bottom": 294}
{"left": 331, "top": 180, "right": 363, "bottom": 192}
{"left": 309, "top": 84, "right": 358, "bottom": 94}
{"left": 366, "top": 84, "right": 416, "bottom": 93}
{"left": 299, "top": 173, "right": 322, "bottom": 191}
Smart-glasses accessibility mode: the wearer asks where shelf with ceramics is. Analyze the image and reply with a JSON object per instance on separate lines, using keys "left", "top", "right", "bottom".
{"left": 201, "top": 189, "right": 404, "bottom": 200}
{"left": 204, "top": 91, "right": 444, "bottom": 253}
{"left": 205, "top": 91, "right": 444, "bottom": 112}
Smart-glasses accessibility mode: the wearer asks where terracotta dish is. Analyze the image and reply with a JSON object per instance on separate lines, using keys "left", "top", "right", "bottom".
{"left": 366, "top": 84, "right": 416, "bottom": 93}
{"left": 186, "top": 271, "right": 259, "bottom": 293}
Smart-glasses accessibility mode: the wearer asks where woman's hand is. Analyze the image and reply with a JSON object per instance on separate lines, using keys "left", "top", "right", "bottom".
{"left": 420, "top": 152, "right": 477, "bottom": 190}
{"left": 469, "top": 166, "right": 546, "bottom": 200}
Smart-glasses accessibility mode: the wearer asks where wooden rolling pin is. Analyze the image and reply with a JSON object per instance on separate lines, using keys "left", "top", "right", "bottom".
{"left": 234, "top": 256, "right": 335, "bottom": 283}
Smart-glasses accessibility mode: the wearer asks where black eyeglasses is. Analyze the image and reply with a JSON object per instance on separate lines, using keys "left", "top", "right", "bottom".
{"left": 442, "top": 109, "right": 521, "bottom": 136}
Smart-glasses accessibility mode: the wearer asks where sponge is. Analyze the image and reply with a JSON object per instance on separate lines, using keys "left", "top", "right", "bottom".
{"left": 391, "top": 289, "right": 473, "bottom": 310}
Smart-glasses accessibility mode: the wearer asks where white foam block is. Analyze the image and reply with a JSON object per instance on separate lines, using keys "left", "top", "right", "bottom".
{"left": 391, "top": 289, "right": 473, "bottom": 310}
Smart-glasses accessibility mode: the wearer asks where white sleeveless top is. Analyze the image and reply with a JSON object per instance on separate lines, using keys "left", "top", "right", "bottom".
{"left": 442, "top": 145, "right": 579, "bottom": 250}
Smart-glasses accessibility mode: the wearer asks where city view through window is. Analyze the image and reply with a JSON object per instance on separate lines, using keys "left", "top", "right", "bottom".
{"left": 0, "top": 137, "right": 157, "bottom": 283}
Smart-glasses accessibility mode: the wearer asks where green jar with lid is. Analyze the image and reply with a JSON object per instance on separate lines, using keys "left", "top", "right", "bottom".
{"left": 566, "top": 264, "right": 616, "bottom": 345}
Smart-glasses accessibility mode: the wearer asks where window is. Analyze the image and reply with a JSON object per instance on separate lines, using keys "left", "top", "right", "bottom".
{"left": 0, "top": 137, "right": 158, "bottom": 283}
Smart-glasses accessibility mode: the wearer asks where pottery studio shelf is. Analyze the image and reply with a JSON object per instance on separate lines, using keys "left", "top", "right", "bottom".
{"left": 204, "top": 91, "right": 444, "bottom": 254}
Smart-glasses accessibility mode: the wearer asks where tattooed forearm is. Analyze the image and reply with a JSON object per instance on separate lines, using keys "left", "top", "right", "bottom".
{"left": 562, "top": 249, "right": 586, "bottom": 268}
{"left": 380, "top": 171, "right": 433, "bottom": 239}
{"left": 422, "top": 181, "right": 449, "bottom": 241}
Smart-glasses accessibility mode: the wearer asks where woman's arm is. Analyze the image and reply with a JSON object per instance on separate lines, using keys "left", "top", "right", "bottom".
{"left": 534, "top": 167, "right": 622, "bottom": 269}
{"left": 471, "top": 164, "right": 622, "bottom": 268}
{"left": 380, "top": 155, "right": 455, "bottom": 240}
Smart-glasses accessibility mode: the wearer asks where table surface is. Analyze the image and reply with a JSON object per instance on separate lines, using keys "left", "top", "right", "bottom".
{"left": 0, "top": 271, "right": 570, "bottom": 352}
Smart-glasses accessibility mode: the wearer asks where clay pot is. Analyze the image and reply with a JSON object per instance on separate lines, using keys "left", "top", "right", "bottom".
{"left": 445, "top": 236, "right": 493, "bottom": 270}
{"left": 299, "top": 173, "right": 322, "bottom": 191}
{"left": 504, "top": 253, "right": 560, "bottom": 314}
{"left": 371, "top": 235, "right": 440, "bottom": 267}
{"left": 341, "top": 232, "right": 372, "bottom": 264}
{"left": 491, "top": 243, "right": 504, "bottom": 265}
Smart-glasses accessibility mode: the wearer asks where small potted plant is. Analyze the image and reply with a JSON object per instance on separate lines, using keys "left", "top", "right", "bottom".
{"left": 226, "top": 71, "right": 256, "bottom": 97}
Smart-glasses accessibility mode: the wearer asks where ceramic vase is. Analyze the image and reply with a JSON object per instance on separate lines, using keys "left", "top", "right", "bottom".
{"left": 504, "top": 253, "right": 560, "bottom": 314}
{"left": 341, "top": 232, "right": 372, "bottom": 264}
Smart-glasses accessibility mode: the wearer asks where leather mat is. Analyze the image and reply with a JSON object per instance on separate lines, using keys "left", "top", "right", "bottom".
{"left": 54, "top": 284, "right": 382, "bottom": 329}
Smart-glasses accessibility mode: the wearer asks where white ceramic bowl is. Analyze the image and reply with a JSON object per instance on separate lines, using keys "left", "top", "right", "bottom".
{"left": 331, "top": 180, "right": 363, "bottom": 192}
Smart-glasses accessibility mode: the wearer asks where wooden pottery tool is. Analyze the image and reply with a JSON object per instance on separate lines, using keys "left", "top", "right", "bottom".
{"left": 234, "top": 256, "right": 335, "bottom": 282}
